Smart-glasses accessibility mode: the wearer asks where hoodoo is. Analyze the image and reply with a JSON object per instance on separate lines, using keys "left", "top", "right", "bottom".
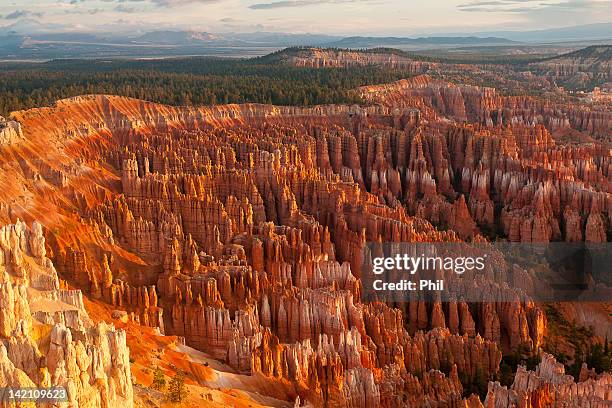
{"left": 0, "top": 55, "right": 609, "bottom": 406}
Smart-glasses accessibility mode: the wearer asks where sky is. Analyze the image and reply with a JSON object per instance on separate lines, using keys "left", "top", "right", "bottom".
{"left": 0, "top": 0, "right": 610, "bottom": 35}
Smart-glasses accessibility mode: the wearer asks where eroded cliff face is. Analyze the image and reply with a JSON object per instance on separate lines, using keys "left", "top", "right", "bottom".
{"left": 285, "top": 48, "right": 436, "bottom": 73}
{"left": 528, "top": 46, "right": 612, "bottom": 91}
{"left": 358, "top": 75, "right": 612, "bottom": 138}
{"left": 0, "top": 90, "right": 609, "bottom": 406}
{"left": 0, "top": 220, "right": 133, "bottom": 408}
{"left": 486, "top": 353, "right": 611, "bottom": 407}
{"left": 0, "top": 116, "right": 23, "bottom": 146}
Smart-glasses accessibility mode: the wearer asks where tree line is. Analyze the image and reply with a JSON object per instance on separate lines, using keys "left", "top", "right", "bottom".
{"left": 0, "top": 58, "right": 415, "bottom": 116}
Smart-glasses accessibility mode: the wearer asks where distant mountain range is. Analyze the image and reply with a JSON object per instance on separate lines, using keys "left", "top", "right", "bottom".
{"left": 324, "top": 36, "right": 515, "bottom": 48}
{"left": 135, "top": 31, "right": 226, "bottom": 45}
{"left": 129, "top": 32, "right": 515, "bottom": 48}
{"left": 440, "top": 23, "right": 612, "bottom": 43}
{"left": 0, "top": 18, "right": 64, "bottom": 35}
{"left": 0, "top": 21, "right": 610, "bottom": 60}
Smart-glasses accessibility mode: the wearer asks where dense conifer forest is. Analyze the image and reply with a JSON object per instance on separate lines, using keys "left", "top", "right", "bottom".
{"left": 0, "top": 57, "right": 415, "bottom": 116}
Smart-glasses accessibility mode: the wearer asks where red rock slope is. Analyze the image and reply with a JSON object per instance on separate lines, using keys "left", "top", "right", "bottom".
{"left": 0, "top": 89, "right": 609, "bottom": 406}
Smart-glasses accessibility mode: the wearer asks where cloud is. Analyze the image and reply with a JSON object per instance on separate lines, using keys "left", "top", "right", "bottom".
{"left": 151, "top": 0, "right": 222, "bottom": 5}
{"left": 545, "top": 0, "right": 612, "bottom": 9}
{"left": 249, "top": 0, "right": 373, "bottom": 10}
{"left": 99, "top": 0, "right": 212, "bottom": 5}
{"left": 4, "top": 10, "right": 44, "bottom": 19}
{"left": 220, "top": 17, "right": 240, "bottom": 22}
{"left": 114, "top": 4, "right": 138, "bottom": 12}
{"left": 458, "top": 0, "right": 609, "bottom": 12}
{"left": 62, "top": 7, "right": 106, "bottom": 15}
{"left": 96, "top": 0, "right": 224, "bottom": 8}
{"left": 458, "top": 0, "right": 540, "bottom": 11}
{"left": 458, "top": 0, "right": 535, "bottom": 6}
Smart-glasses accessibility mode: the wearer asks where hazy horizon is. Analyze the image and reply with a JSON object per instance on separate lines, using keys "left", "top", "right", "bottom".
{"left": 1, "top": 0, "right": 611, "bottom": 37}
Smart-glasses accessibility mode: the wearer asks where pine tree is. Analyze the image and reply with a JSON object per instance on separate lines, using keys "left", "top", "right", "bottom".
{"left": 474, "top": 367, "right": 488, "bottom": 401}
{"left": 151, "top": 366, "right": 166, "bottom": 391}
{"left": 167, "top": 371, "right": 188, "bottom": 403}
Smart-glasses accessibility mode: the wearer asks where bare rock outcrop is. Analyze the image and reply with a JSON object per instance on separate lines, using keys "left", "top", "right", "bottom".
{"left": 485, "top": 353, "right": 612, "bottom": 407}
{"left": 0, "top": 221, "right": 133, "bottom": 408}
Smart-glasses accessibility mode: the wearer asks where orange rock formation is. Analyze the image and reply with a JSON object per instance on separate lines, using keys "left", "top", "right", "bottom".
{"left": 0, "top": 81, "right": 609, "bottom": 406}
